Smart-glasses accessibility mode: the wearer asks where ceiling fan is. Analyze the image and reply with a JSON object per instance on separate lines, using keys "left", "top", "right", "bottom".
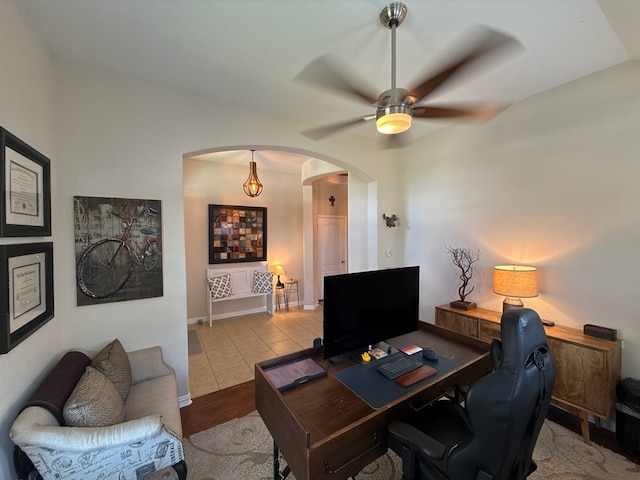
{"left": 297, "top": 2, "right": 521, "bottom": 141}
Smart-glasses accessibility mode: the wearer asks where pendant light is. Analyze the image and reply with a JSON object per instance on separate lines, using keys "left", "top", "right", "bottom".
{"left": 243, "top": 149, "right": 263, "bottom": 197}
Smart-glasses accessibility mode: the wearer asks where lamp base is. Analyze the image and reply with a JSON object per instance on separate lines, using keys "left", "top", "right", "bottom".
{"left": 450, "top": 301, "right": 477, "bottom": 310}
{"left": 502, "top": 297, "right": 524, "bottom": 313}
{"left": 276, "top": 275, "right": 284, "bottom": 288}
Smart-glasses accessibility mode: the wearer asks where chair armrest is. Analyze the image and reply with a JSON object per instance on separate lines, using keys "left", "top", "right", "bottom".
{"left": 11, "top": 412, "right": 168, "bottom": 451}
{"left": 127, "top": 346, "right": 175, "bottom": 384}
{"left": 388, "top": 420, "right": 446, "bottom": 460}
{"left": 11, "top": 412, "right": 184, "bottom": 480}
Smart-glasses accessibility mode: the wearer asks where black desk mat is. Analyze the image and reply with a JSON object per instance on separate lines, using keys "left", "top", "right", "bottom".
{"left": 334, "top": 352, "right": 456, "bottom": 409}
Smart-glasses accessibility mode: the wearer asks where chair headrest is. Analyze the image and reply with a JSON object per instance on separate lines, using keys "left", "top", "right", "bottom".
{"left": 497, "top": 308, "right": 548, "bottom": 373}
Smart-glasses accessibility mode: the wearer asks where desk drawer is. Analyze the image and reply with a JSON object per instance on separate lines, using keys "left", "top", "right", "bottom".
{"left": 478, "top": 319, "right": 501, "bottom": 343}
{"left": 436, "top": 310, "right": 479, "bottom": 338}
{"left": 308, "top": 413, "right": 388, "bottom": 480}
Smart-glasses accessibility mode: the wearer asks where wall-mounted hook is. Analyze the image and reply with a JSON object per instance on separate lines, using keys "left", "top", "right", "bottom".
{"left": 382, "top": 213, "right": 398, "bottom": 228}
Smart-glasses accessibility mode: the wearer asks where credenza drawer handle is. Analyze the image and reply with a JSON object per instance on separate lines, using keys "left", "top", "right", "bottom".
{"left": 324, "top": 433, "right": 381, "bottom": 475}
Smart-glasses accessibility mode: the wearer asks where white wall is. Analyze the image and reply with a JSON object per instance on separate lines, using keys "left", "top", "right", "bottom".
{"left": 404, "top": 60, "right": 640, "bottom": 379}
{"left": 50, "top": 55, "right": 403, "bottom": 396}
{"left": 0, "top": 0, "right": 58, "bottom": 477}
{"left": 183, "top": 158, "right": 304, "bottom": 320}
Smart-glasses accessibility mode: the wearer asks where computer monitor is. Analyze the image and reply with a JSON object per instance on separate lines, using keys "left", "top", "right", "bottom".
{"left": 322, "top": 266, "right": 420, "bottom": 361}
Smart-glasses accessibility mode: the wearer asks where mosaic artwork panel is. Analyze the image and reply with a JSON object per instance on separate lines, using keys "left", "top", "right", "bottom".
{"left": 208, "top": 205, "right": 267, "bottom": 264}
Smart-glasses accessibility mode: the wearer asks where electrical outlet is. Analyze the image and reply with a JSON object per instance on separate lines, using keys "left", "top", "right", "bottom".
{"left": 621, "top": 340, "right": 625, "bottom": 349}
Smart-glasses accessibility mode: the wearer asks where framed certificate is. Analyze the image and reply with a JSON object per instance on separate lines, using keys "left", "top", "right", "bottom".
{"left": 0, "top": 242, "right": 54, "bottom": 354}
{"left": 0, "top": 127, "right": 51, "bottom": 237}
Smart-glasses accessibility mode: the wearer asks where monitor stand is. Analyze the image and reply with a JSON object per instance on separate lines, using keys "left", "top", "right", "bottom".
{"left": 328, "top": 352, "right": 352, "bottom": 365}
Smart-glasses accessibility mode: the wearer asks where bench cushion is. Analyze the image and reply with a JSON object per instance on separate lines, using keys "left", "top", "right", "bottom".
{"left": 208, "top": 272, "right": 232, "bottom": 299}
{"left": 253, "top": 270, "right": 274, "bottom": 293}
{"left": 126, "top": 374, "right": 182, "bottom": 436}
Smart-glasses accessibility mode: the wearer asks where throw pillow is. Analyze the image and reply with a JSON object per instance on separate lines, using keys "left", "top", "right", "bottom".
{"left": 208, "top": 273, "right": 233, "bottom": 299}
{"left": 253, "top": 271, "right": 274, "bottom": 293}
{"left": 63, "top": 366, "right": 126, "bottom": 427}
{"left": 91, "top": 339, "right": 132, "bottom": 402}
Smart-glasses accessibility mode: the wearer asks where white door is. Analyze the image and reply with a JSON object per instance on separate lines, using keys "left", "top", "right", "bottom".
{"left": 317, "top": 215, "right": 347, "bottom": 299}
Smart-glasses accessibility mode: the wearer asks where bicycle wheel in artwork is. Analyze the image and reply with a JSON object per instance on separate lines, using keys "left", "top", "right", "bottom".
{"left": 74, "top": 195, "right": 163, "bottom": 306}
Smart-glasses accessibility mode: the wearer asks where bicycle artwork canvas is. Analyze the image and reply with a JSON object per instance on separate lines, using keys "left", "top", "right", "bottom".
{"left": 74, "top": 196, "right": 163, "bottom": 306}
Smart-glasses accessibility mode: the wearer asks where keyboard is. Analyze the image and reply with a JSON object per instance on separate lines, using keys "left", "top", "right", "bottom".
{"left": 376, "top": 356, "right": 423, "bottom": 380}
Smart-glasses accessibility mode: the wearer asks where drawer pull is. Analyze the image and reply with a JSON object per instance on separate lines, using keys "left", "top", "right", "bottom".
{"left": 324, "top": 433, "right": 381, "bottom": 475}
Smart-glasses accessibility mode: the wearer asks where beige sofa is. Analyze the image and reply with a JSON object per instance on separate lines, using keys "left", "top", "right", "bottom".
{"left": 10, "top": 341, "right": 186, "bottom": 480}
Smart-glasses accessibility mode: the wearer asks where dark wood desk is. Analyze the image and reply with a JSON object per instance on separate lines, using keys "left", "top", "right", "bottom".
{"left": 255, "top": 323, "right": 492, "bottom": 480}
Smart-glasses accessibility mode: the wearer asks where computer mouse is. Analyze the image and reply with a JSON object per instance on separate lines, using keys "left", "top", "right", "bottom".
{"left": 422, "top": 348, "right": 438, "bottom": 361}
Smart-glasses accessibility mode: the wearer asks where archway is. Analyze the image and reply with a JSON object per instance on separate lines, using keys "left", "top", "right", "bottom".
{"left": 183, "top": 145, "right": 377, "bottom": 319}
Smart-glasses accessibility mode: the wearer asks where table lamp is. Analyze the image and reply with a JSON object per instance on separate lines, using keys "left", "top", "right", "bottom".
{"left": 273, "top": 265, "right": 286, "bottom": 288}
{"left": 493, "top": 265, "right": 538, "bottom": 312}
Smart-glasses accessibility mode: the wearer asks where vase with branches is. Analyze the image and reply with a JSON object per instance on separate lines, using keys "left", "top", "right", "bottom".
{"left": 446, "top": 246, "right": 481, "bottom": 310}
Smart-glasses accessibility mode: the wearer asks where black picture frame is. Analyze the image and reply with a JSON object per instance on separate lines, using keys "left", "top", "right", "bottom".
{"left": 208, "top": 204, "right": 267, "bottom": 264}
{"left": 0, "top": 127, "right": 52, "bottom": 237}
{"left": 0, "top": 242, "right": 54, "bottom": 354}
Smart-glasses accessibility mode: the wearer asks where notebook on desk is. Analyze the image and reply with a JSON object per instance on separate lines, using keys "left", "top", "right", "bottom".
{"left": 263, "top": 357, "right": 327, "bottom": 391}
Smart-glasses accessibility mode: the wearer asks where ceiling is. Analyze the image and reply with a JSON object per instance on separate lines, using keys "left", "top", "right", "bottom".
{"left": 14, "top": 0, "right": 640, "bottom": 172}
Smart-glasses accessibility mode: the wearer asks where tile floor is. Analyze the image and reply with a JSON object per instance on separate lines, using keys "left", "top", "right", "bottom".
{"left": 188, "top": 307, "right": 323, "bottom": 398}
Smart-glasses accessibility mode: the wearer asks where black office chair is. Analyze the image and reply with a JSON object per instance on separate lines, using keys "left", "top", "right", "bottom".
{"left": 389, "top": 308, "right": 556, "bottom": 480}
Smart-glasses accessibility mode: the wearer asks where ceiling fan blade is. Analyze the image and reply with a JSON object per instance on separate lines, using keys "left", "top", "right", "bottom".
{"left": 301, "top": 115, "right": 375, "bottom": 140}
{"left": 412, "top": 103, "right": 508, "bottom": 121}
{"left": 295, "top": 55, "right": 379, "bottom": 105}
{"left": 407, "top": 26, "right": 522, "bottom": 104}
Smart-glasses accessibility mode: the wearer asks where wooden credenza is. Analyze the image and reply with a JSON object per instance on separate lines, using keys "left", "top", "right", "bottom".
{"left": 435, "top": 304, "right": 622, "bottom": 444}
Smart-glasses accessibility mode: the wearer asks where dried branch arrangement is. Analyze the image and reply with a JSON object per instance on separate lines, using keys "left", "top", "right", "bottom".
{"left": 446, "top": 246, "right": 481, "bottom": 309}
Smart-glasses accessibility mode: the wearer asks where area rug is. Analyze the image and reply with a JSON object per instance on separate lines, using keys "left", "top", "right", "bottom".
{"left": 149, "top": 411, "right": 639, "bottom": 479}
{"left": 187, "top": 329, "right": 202, "bottom": 356}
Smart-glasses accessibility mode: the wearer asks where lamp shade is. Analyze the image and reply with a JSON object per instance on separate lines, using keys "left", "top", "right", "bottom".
{"left": 273, "top": 265, "right": 287, "bottom": 278}
{"left": 493, "top": 265, "right": 538, "bottom": 298}
{"left": 243, "top": 150, "right": 263, "bottom": 197}
{"left": 273, "top": 264, "right": 286, "bottom": 288}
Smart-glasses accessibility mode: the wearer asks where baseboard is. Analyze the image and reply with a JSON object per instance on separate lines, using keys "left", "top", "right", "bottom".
{"left": 188, "top": 316, "right": 207, "bottom": 325}
{"left": 179, "top": 393, "right": 192, "bottom": 408}
{"left": 188, "top": 303, "right": 316, "bottom": 324}
{"left": 188, "top": 306, "right": 269, "bottom": 325}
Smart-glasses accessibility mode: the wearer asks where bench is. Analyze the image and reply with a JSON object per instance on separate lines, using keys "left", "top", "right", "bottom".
{"left": 207, "top": 264, "right": 274, "bottom": 326}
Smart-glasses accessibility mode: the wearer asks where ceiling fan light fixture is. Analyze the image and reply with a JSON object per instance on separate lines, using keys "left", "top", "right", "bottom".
{"left": 376, "top": 105, "right": 412, "bottom": 134}
{"left": 297, "top": 2, "right": 518, "bottom": 141}
{"left": 243, "top": 150, "right": 263, "bottom": 197}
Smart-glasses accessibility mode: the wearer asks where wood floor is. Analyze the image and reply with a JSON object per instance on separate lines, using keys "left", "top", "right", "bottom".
{"left": 181, "top": 380, "right": 640, "bottom": 466}
{"left": 181, "top": 380, "right": 256, "bottom": 437}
